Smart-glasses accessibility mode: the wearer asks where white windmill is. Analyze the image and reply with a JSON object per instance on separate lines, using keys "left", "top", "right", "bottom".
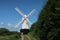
{"left": 15, "top": 7, "right": 35, "bottom": 34}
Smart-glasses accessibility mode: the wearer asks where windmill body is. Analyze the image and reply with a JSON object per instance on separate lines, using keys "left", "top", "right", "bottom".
{"left": 22, "top": 15, "right": 29, "bottom": 29}
{"left": 15, "top": 8, "right": 35, "bottom": 34}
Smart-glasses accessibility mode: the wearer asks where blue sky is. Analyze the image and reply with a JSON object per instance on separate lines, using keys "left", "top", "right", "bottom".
{"left": 0, "top": 0, "right": 47, "bottom": 31}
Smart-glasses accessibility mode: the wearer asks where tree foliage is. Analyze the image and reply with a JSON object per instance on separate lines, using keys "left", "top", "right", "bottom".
{"left": 30, "top": 0, "right": 60, "bottom": 40}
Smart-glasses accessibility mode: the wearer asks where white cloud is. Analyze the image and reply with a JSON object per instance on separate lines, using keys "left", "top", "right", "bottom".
{"left": 0, "top": 22, "right": 4, "bottom": 25}
{"left": 7, "top": 23, "right": 15, "bottom": 28}
{"left": 7, "top": 23, "right": 11, "bottom": 26}
{"left": 0, "top": 22, "right": 15, "bottom": 28}
{"left": 0, "top": 22, "right": 17, "bottom": 29}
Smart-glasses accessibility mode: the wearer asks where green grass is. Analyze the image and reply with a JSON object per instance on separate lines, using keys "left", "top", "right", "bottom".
{"left": 0, "top": 34, "right": 20, "bottom": 40}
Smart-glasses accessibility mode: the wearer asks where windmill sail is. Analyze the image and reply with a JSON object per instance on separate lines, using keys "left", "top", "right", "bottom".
{"left": 15, "top": 20, "right": 22, "bottom": 28}
{"left": 15, "top": 8, "right": 24, "bottom": 17}
{"left": 27, "top": 9, "right": 35, "bottom": 17}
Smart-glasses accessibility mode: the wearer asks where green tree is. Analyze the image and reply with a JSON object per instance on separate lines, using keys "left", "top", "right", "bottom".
{"left": 30, "top": 0, "right": 60, "bottom": 40}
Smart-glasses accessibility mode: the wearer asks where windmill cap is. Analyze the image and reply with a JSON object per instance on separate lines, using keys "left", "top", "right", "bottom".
{"left": 24, "top": 15, "right": 28, "bottom": 18}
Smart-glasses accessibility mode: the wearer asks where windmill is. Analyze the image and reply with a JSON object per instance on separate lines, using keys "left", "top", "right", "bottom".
{"left": 15, "top": 7, "right": 35, "bottom": 34}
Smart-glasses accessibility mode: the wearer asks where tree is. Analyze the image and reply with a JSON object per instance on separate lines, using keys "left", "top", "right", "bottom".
{"left": 30, "top": 0, "right": 60, "bottom": 40}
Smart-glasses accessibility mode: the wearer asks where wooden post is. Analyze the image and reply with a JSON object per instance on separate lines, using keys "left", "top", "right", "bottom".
{"left": 21, "top": 32, "right": 24, "bottom": 40}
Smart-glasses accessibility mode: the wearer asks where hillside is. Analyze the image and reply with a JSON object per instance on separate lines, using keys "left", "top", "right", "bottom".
{"left": 0, "top": 28, "right": 36, "bottom": 40}
{"left": 0, "top": 28, "right": 20, "bottom": 40}
{"left": 30, "top": 0, "right": 60, "bottom": 40}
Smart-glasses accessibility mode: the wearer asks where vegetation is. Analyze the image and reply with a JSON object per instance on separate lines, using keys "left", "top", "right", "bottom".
{"left": 0, "top": 28, "right": 20, "bottom": 40}
{"left": 30, "top": 0, "right": 60, "bottom": 40}
{"left": 0, "top": 28, "right": 36, "bottom": 40}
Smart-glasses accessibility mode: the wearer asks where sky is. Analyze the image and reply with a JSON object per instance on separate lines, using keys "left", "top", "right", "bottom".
{"left": 0, "top": 0, "right": 47, "bottom": 32}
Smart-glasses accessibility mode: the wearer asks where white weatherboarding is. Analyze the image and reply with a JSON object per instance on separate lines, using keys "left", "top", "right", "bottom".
{"left": 15, "top": 7, "right": 35, "bottom": 34}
